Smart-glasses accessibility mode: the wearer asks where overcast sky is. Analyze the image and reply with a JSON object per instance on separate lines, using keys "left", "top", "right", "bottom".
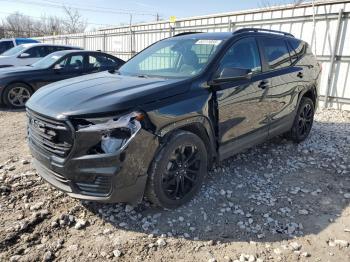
{"left": 0, "top": 0, "right": 297, "bottom": 29}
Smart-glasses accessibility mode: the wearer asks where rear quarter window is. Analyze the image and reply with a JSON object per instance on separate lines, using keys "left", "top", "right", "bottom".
{"left": 260, "top": 37, "right": 291, "bottom": 70}
{"left": 288, "top": 39, "right": 306, "bottom": 63}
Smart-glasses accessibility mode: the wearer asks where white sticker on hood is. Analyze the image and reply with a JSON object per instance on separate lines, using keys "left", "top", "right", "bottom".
{"left": 195, "top": 40, "right": 222, "bottom": 46}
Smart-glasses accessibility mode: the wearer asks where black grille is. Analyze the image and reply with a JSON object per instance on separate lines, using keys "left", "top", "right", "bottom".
{"left": 27, "top": 110, "right": 73, "bottom": 157}
{"left": 76, "top": 176, "right": 112, "bottom": 196}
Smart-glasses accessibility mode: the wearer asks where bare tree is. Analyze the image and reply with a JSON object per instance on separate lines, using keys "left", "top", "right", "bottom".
{"left": 259, "top": 0, "right": 306, "bottom": 8}
{"left": 62, "top": 6, "right": 87, "bottom": 34}
{"left": 0, "top": 6, "right": 88, "bottom": 38}
{"left": 40, "top": 15, "right": 65, "bottom": 36}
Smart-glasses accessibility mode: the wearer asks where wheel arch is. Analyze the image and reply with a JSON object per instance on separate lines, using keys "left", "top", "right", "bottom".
{"left": 298, "top": 85, "right": 317, "bottom": 109}
{"left": 156, "top": 116, "right": 217, "bottom": 168}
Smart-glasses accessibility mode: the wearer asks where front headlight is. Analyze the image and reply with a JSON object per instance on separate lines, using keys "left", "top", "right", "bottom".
{"left": 75, "top": 112, "right": 144, "bottom": 154}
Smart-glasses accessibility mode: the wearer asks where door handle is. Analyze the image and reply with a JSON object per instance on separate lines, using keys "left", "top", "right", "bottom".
{"left": 258, "top": 80, "right": 269, "bottom": 89}
{"left": 297, "top": 72, "right": 304, "bottom": 78}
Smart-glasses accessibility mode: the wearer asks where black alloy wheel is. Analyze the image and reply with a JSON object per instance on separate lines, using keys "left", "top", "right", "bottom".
{"left": 286, "top": 97, "right": 315, "bottom": 143}
{"left": 146, "top": 131, "right": 208, "bottom": 209}
{"left": 297, "top": 102, "right": 313, "bottom": 137}
{"left": 161, "top": 144, "right": 201, "bottom": 200}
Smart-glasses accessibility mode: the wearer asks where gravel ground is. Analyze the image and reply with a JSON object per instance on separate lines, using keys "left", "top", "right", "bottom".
{"left": 0, "top": 108, "right": 349, "bottom": 262}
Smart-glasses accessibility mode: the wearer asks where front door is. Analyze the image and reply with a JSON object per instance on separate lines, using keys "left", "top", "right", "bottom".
{"left": 214, "top": 37, "right": 271, "bottom": 160}
{"left": 35, "top": 54, "right": 86, "bottom": 89}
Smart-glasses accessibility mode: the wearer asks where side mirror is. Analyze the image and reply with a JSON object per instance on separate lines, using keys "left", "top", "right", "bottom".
{"left": 19, "top": 53, "right": 30, "bottom": 58}
{"left": 53, "top": 64, "right": 63, "bottom": 71}
{"left": 212, "top": 67, "right": 252, "bottom": 84}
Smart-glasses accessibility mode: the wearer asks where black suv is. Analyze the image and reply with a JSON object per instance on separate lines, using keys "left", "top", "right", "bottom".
{"left": 26, "top": 29, "right": 321, "bottom": 208}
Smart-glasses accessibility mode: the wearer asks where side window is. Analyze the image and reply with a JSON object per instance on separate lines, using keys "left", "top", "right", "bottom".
{"left": 38, "top": 46, "right": 49, "bottom": 57}
{"left": 88, "top": 55, "right": 99, "bottom": 70}
{"left": 55, "top": 46, "right": 68, "bottom": 52}
{"left": 59, "top": 55, "right": 84, "bottom": 71}
{"left": 25, "top": 47, "right": 47, "bottom": 58}
{"left": 44, "top": 46, "right": 58, "bottom": 56}
{"left": 0, "top": 41, "right": 14, "bottom": 54}
{"left": 25, "top": 47, "right": 40, "bottom": 58}
{"left": 218, "top": 37, "right": 262, "bottom": 74}
{"left": 288, "top": 39, "right": 306, "bottom": 63}
{"left": 89, "top": 54, "right": 120, "bottom": 71}
{"left": 260, "top": 38, "right": 291, "bottom": 70}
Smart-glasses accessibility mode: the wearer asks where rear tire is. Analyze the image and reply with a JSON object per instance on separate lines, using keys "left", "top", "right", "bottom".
{"left": 285, "top": 97, "right": 314, "bottom": 143}
{"left": 145, "top": 131, "right": 208, "bottom": 209}
{"left": 3, "top": 83, "right": 32, "bottom": 109}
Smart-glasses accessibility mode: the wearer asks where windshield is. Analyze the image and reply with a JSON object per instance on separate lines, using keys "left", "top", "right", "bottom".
{"left": 2, "top": 45, "right": 27, "bottom": 56}
{"left": 31, "top": 53, "right": 64, "bottom": 69}
{"left": 119, "top": 38, "right": 224, "bottom": 78}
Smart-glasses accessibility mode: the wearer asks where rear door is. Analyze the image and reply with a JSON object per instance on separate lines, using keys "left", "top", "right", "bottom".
{"left": 215, "top": 37, "right": 271, "bottom": 159}
{"left": 257, "top": 36, "right": 303, "bottom": 137}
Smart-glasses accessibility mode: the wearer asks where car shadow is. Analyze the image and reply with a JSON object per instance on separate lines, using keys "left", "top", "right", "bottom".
{"left": 80, "top": 118, "right": 350, "bottom": 243}
{"left": 0, "top": 105, "right": 25, "bottom": 112}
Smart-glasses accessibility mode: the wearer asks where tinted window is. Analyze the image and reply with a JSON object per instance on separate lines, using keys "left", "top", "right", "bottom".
{"left": 288, "top": 39, "right": 306, "bottom": 63}
{"left": 57, "top": 46, "right": 69, "bottom": 51}
{"left": 44, "top": 46, "right": 57, "bottom": 56}
{"left": 0, "top": 41, "right": 14, "bottom": 54}
{"left": 218, "top": 37, "right": 262, "bottom": 73}
{"left": 261, "top": 38, "right": 291, "bottom": 70}
{"left": 43, "top": 46, "right": 67, "bottom": 56}
{"left": 59, "top": 55, "right": 84, "bottom": 71}
{"left": 88, "top": 54, "right": 119, "bottom": 71}
{"left": 25, "top": 46, "right": 47, "bottom": 58}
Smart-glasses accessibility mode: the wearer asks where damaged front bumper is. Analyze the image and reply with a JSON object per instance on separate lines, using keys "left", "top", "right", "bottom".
{"left": 28, "top": 111, "right": 159, "bottom": 204}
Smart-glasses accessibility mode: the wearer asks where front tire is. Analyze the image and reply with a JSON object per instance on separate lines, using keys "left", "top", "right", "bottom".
{"left": 286, "top": 97, "right": 315, "bottom": 143}
{"left": 146, "top": 131, "right": 208, "bottom": 209}
{"left": 3, "top": 83, "right": 32, "bottom": 109}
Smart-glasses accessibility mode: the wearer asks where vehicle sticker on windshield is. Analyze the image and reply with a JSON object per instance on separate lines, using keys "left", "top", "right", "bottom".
{"left": 195, "top": 40, "right": 222, "bottom": 46}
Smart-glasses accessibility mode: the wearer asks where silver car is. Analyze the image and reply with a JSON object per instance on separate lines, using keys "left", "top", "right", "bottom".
{"left": 0, "top": 43, "right": 82, "bottom": 68}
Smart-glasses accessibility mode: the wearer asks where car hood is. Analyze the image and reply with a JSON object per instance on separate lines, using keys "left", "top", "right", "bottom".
{"left": 27, "top": 71, "right": 189, "bottom": 119}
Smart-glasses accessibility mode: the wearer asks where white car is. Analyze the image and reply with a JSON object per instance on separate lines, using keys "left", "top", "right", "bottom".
{"left": 0, "top": 43, "right": 83, "bottom": 68}
{"left": 0, "top": 38, "right": 39, "bottom": 54}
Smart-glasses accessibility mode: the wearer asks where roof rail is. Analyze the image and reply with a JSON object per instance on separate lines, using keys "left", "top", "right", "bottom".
{"left": 173, "top": 32, "right": 202, "bottom": 37}
{"left": 234, "top": 28, "right": 294, "bottom": 38}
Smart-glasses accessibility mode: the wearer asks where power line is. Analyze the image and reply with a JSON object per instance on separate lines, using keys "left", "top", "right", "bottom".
{"left": 0, "top": 0, "right": 158, "bottom": 17}
{"left": 39, "top": 0, "right": 157, "bottom": 16}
